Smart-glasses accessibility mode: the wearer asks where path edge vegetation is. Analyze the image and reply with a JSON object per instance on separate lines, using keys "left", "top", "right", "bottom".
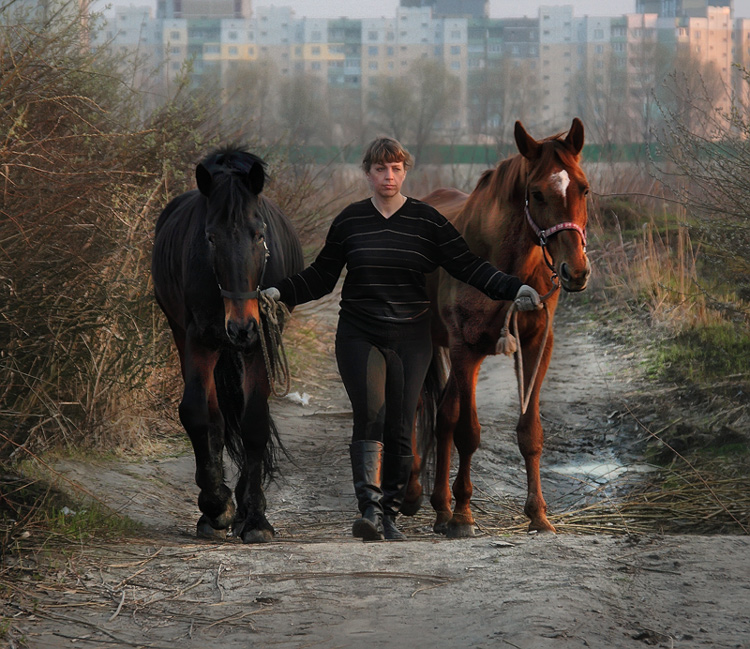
{"left": 1, "top": 2, "right": 748, "bottom": 601}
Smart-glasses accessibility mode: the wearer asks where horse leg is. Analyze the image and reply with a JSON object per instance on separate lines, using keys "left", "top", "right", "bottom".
{"left": 179, "top": 339, "right": 235, "bottom": 539}
{"left": 430, "top": 370, "right": 460, "bottom": 533}
{"left": 445, "top": 353, "right": 484, "bottom": 538}
{"left": 233, "top": 362, "right": 275, "bottom": 544}
{"left": 517, "top": 330, "right": 556, "bottom": 533}
{"left": 400, "top": 413, "right": 423, "bottom": 516}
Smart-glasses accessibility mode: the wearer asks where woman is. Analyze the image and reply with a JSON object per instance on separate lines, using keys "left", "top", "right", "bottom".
{"left": 264, "top": 137, "right": 540, "bottom": 541}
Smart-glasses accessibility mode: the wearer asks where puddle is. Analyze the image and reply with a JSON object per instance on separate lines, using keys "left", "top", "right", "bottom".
{"left": 549, "top": 460, "right": 655, "bottom": 484}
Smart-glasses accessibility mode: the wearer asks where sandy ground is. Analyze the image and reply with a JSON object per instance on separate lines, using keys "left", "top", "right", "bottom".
{"left": 6, "top": 294, "right": 750, "bottom": 649}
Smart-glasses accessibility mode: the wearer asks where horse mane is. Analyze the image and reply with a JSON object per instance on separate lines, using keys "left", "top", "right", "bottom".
{"left": 475, "top": 130, "right": 581, "bottom": 208}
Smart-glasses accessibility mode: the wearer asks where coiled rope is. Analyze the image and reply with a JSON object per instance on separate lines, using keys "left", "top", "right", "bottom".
{"left": 257, "top": 293, "right": 292, "bottom": 398}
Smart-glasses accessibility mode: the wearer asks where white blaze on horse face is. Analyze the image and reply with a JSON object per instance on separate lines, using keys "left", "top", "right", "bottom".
{"left": 550, "top": 170, "right": 570, "bottom": 207}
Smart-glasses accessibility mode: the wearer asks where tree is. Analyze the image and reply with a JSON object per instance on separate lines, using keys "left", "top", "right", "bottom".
{"left": 368, "top": 75, "right": 416, "bottom": 143}
{"left": 222, "top": 59, "right": 276, "bottom": 141}
{"left": 277, "top": 72, "right": 330, "bottom": 146}
{"left": 367, "top": 60, "right": 459, "bottom": 164}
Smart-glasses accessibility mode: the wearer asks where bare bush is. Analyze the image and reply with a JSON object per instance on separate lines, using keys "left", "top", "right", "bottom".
{"left": 652, "top": 68, "right": 750, "bottom": 314}
{"left": 0, "top": 1, "right": 216, "bottom": 458}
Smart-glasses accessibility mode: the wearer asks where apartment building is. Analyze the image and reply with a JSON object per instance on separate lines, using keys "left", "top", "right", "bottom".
{"left": 90, "top": 1, "right": 750, "bottom": 143}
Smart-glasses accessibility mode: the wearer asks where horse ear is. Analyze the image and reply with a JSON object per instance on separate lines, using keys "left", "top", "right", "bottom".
{"left": 196, "top": 163, "right": 212, "bottom": 196}
{"left": 247, "top": 161, "right": 265, "bottom": 195}
{"left": 515, "top": 121, "right": 540, "bottom": 160}
{"left": 565, "top": 118, "right": 585, "bottom": 155}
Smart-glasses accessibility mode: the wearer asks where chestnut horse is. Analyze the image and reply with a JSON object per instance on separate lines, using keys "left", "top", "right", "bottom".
{"left": 408, "top": 119, "right": 590, "bottom": 536}
{"left": 152, "top": 147, "right": 303, "bottom": 543}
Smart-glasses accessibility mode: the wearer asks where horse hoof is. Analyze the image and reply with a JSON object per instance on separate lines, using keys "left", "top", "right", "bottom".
{"left": 196, "top": 515, "right": 228, "bottom": 540}
{"left": 529, "top": 521, "right": 557, "bottom": 534}
{"left": 445, "top": 523, "right": 475, "bottom": 539}
{"left": 240, "top": 528, "right": 274, "bottom": 544}
{"left": 400, "top": 494, "right": 423, "bottom": 517}
{"left": 433, "top": 510, "right": 453, "bottom": 535}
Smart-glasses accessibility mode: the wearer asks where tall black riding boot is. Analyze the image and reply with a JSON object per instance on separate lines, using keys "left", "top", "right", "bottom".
{"left": 381, "top": 454, "right": 414, "bottom": 541}
{"left": 350, "top": 440, "right": 385, "bottom": 541}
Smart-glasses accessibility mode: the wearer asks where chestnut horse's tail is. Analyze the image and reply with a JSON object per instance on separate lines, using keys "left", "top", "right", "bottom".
{"left": 417, "top": 345, "right": 450, "bottom": 484}
{"left": 215, "top": 349, "right": 283, "bottom": 483}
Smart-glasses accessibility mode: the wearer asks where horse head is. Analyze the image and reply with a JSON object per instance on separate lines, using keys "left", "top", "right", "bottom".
{"left": 515, "top": 118, "right": 591, "bottom": 293}
{"left": 196, "top": 149, "right": 269, "bottom": 351}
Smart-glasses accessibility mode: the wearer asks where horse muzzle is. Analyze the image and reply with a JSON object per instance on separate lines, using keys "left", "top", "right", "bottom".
{"left": 223, "top": 294, "right": 262, "bottom": 351}
{"left": 558, "top": 258, "right": 591, "bottom": 292}
{"left": 226, "top": 318, "right": 260, "bottom": 351}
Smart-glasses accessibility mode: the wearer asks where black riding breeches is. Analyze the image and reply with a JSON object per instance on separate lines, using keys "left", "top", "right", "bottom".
{"left": 335, "top": 317, "right": 432, "bottom": 456}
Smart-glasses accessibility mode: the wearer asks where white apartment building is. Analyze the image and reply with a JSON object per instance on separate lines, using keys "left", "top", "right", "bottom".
{"left": 89, "top": 2, "right": 750, "bottom": 143}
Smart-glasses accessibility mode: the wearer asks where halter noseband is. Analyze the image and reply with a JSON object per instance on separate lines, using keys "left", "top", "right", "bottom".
{"left": 524, "top": 189, "right": 587, "bottom": 252}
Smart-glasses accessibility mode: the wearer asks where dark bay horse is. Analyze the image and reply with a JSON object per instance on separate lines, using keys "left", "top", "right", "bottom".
{"left": 151, "top": 147, "right": 303, "bottom": 543}
{"left": 409, "top": 118, "right": 591, "bottom": 537}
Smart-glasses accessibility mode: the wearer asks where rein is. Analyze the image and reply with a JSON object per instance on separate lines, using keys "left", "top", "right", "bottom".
{"left": 499, "top": 188, "right": 586, "bottom": 415}
{"left": 498, "top": 282, "right": 558, "bottom": 415}
{"left": 257, "top": 292, "right": 292, "bottom": 398}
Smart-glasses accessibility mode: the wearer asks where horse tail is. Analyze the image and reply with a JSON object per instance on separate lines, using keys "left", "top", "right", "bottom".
{"left": 214, "top": 350, "right": 284, "bottom": 484}
{"left": 417, "top": 345, "right": 449, "bottom": 484}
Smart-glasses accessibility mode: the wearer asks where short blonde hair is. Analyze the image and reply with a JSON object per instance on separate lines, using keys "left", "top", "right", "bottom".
{"left": 362, "top": 136, "right": 413, "bottom": 173}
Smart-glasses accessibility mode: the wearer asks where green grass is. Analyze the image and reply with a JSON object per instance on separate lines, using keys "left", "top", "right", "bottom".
{"left": 649, "top": 322, "right": 750, "bottom": 384}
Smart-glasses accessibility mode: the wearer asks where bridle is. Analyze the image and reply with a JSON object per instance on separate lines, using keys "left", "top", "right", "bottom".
{"left": 215, "top": 221, "right": 270, "bottom": 301}
{"left": 524, "top": 186, "right": 587, "bottom": 274}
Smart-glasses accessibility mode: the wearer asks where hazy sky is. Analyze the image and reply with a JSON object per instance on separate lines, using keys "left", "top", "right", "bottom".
{"left": 268, "top": 0, "right": 750, "bottom": 19}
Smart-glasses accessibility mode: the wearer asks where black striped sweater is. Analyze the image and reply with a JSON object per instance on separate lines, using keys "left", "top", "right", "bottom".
{"left": 276, "top": 197, "right": 522, "bottom": 327}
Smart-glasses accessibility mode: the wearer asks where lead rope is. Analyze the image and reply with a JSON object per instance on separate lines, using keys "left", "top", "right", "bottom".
{"left": 497, "top": 280, "right": 559, "bottom": 415}
{"left": 257, "top": 292, "right": 292, "bottom": 398}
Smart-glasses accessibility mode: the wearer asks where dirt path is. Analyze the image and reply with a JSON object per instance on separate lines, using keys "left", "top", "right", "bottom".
{"left": 9, "top": 295, "right": 750, "bottom": 649}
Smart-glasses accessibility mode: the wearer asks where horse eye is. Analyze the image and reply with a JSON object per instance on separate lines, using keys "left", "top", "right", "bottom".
{"left": 532, "top": 191, "right": 545, "bottom": 203}
{"left": 206, "top": 232, "right": 216, "bottom": 246}
{"left": 254, "top": 232, "right": 265, "bottom": 245}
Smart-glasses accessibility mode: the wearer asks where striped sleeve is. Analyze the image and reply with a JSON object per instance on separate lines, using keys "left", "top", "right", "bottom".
{"left": 275, "top": 218, "right": 345, "bottom": 307}
{"left": 433, "top": 213, "right": 523, "bottom": 301}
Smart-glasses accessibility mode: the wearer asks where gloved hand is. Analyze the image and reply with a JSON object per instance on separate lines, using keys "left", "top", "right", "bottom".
{"left": 514, "top": 284, "right": 542, "bottom": 311}
{"left": 261, "top": 287, "right": 281, "bottom": 301}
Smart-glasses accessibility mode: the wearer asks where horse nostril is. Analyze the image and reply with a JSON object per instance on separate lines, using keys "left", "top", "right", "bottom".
{"left": 559, "top": 263, "right": 572, "bottom": 283}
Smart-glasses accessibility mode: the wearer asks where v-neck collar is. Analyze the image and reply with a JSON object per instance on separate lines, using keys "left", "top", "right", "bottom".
{"left": 371, "top": 196, "right": 408, "bottom": 220}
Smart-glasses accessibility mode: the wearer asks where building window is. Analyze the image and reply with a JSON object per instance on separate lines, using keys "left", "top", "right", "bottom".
{"left": 170, "top": 30, "right": 180, "bottom": 39}
{"left": 368, "top": 46, "right": 378, "bottom": 55}
{"left": 229, "top": 46, "right": 238, "bottom": 55}
{"left": 450, "top": 45, "right": 460, "bottom": 55}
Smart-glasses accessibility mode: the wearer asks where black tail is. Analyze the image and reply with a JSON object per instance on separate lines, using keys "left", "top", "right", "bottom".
{"left": 417, "top": 345, "right": 449, "bottom": 488}
{"left": 215, "top": 350, "right": 284, "bottom": 484}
